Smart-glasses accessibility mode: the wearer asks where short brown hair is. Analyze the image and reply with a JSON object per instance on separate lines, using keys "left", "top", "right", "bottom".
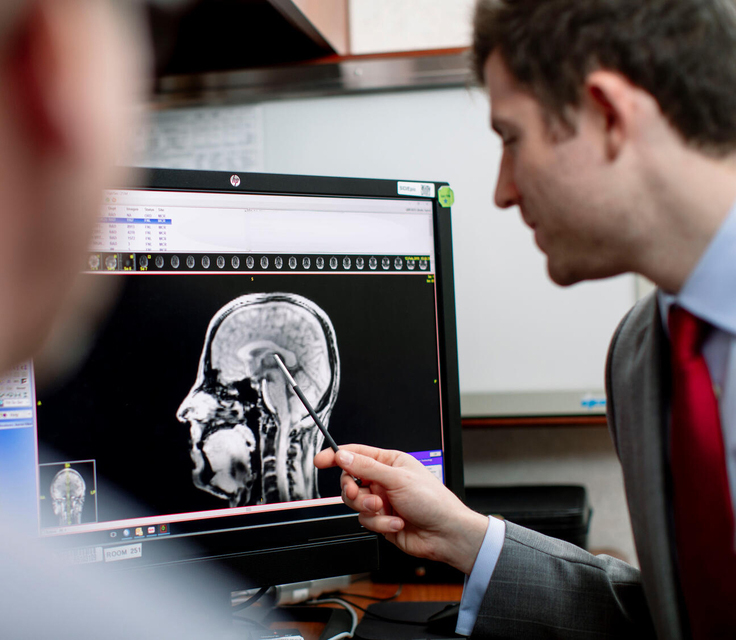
{"left": 472, "top": 0, "right": 736, "bottom": 155}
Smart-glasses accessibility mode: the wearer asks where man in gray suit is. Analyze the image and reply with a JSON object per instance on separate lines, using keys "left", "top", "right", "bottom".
{"left": 315, "top": 0, "right": 736, "bottom": 637}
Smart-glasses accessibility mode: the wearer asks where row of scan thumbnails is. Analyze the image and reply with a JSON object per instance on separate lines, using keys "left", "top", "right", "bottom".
{"left": 87, "top": 253, "right": 432, "bottom": 273}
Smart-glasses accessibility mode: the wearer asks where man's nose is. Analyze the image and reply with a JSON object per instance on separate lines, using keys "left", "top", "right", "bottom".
{"left": 494, "top": 152, "right": 520, "bottom": 209}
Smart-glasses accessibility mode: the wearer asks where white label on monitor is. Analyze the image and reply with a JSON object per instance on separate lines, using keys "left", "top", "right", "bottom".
{"left": 397, "top": 181, "right": 435, "bottom": 198}
{"left": 104, "top": 543, "right": 142, "bottom": 563}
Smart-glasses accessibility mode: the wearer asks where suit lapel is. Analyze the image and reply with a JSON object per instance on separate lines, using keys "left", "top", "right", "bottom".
{"left": 608, "top": 293, "right": 685, "bottom": 638}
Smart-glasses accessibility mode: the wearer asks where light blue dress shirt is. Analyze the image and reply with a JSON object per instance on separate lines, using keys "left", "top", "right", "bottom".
{"left": 456, "top": 201, "right": 736, "bottom": 636}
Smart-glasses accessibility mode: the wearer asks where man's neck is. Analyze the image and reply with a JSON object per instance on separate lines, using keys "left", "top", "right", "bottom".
{"left": 635, "top": 150, "right": 736, "bottom": 294}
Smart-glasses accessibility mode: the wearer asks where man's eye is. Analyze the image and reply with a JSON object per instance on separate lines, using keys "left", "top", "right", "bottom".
{"left": 502, "top": 136, "right": 518, "bottom": 147}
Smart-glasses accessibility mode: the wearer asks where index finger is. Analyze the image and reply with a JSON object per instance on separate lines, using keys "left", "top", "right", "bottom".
{"left": 334, "top": 447, "right": 412, "bottom": 492}
{"left": 314, "top": 443, "right": 403, "bottom": 469}
{"left": 337, "top": 443, "right": 405, "bottom": 465}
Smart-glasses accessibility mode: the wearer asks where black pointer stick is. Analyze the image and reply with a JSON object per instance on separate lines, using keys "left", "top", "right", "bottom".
{"left": 273, "top": 353, "right": 361, "bottom": 487}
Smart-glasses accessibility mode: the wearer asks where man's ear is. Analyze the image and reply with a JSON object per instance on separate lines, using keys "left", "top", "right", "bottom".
{"left": 3, "top": 0, "right": 71, "bottom": 156}
{"left": 583, "top": 70, "right": 636, "bottom": 161}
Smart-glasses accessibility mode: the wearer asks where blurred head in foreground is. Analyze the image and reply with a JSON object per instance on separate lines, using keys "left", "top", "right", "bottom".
{"left": 0, "top": 2, "right": 234, "bottom": 638}
{"left": 0, "top": 0, "right": 146, "bottom": 374}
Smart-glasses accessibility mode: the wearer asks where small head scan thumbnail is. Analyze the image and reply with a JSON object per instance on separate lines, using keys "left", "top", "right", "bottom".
{"left": 177, "top": 293, "right": 340, "bottom": 507}
{"left": 50, "top": 468, "right": 86, "bottom": 526}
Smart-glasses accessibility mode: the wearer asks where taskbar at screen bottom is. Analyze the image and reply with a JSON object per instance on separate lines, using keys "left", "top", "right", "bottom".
{"left": 43, "top": 496, "right": 349, "bottom": 545}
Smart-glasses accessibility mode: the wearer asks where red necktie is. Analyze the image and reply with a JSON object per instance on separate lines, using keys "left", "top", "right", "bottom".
{"left": 669, "top": 306, "right": 736, "bottom": 638}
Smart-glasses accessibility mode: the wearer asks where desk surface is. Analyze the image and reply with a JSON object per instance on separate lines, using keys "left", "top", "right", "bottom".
{"left": 268, "top": 578, "right": 464, "bottom": 640}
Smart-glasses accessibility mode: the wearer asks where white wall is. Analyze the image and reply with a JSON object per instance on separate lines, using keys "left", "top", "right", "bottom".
{"left": 349, "top": 0, "right": 475, "bottom": 54}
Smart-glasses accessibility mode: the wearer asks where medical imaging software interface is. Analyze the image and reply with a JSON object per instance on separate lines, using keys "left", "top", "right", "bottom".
{"left": 0, "top": 186, "right": 448, "bottom": 563}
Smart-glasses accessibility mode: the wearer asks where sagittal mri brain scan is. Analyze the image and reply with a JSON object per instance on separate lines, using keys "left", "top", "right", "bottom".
{"left": 50, "top": 468, "right": 86, "bottom": 525}
{"left": 177, "top": 293, "right": 340, "bottom": 507}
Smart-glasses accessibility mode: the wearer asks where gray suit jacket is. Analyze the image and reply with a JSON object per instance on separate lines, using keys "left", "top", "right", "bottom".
{"left": 472, "top": 293, "right": 685, "bottom": 639}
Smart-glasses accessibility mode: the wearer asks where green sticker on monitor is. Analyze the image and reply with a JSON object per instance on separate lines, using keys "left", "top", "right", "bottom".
{"left": 438, "top": 186, "right": 455, "bottom": 208}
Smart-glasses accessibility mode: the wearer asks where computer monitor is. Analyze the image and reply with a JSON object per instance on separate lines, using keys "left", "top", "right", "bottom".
{"left": 0, "top": 168, "right": 463, "bottom": 595}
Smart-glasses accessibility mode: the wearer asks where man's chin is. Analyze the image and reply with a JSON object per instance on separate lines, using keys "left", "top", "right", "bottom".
{"left": 546, "top": 261, "right": 585, "bottom": 287}
{"left": 547, "top": 257, "right": 626, "bottom": 287}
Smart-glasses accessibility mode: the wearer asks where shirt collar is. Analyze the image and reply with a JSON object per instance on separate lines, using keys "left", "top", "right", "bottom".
{"left": 657, "top": 200, "right": 736, "bottom": 336}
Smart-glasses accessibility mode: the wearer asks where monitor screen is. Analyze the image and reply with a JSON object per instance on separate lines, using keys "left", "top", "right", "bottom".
{"left": 0, "top": 168, "right": 463, "bottom": 591}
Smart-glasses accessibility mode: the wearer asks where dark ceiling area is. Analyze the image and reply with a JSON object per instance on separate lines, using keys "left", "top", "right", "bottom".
{"left": 148, "top": 0, "right": 337, "bottom": 76}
